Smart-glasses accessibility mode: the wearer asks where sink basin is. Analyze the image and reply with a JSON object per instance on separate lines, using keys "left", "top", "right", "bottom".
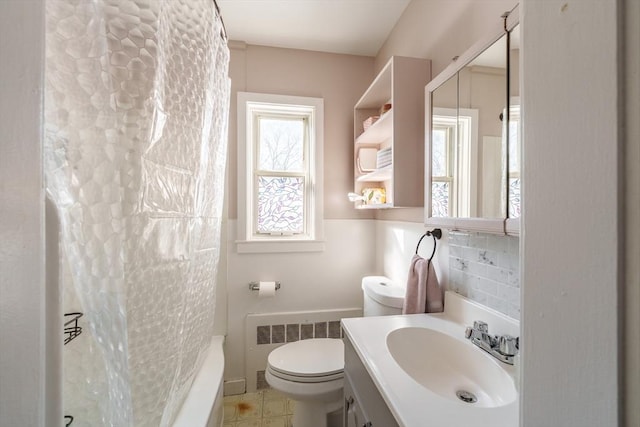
{"left": 386, "top": 327, "right": 517, "bottom": 408}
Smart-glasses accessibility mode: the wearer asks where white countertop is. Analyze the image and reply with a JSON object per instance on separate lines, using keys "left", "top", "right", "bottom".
{"left": 341, "top": 291, "right": 519, "bottom": 427}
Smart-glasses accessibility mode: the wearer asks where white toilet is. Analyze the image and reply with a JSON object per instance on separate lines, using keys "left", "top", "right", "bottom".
{"left": 265, "top": 276, "right": 404, "bottom": 427}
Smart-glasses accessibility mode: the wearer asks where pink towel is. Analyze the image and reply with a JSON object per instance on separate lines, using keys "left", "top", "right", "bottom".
{"left": 402, "top": 255, "right": 443, "bottom": 314}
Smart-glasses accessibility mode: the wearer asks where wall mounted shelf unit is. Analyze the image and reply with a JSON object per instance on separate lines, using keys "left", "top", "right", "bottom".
{"left": 352, "top": 56, "right": 431, "bottom": 209}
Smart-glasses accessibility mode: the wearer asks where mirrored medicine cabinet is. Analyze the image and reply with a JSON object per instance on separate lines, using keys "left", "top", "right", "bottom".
{"left": 425, "top": 7, "right": 520, "bottom": 235}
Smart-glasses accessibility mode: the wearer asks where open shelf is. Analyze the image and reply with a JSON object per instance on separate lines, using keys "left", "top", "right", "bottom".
{"left": 355, "top": 203, "right": 394, "bottom": 210}
{"left": 355, "top": 110, "right": 393, "bottom": 145}
{"left": 356, "top": 165, "right": 392, "bottom": 182}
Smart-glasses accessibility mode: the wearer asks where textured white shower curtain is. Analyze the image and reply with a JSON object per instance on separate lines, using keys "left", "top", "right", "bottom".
{"left": 44, "top": 1, "right": 230, "bottom": 425}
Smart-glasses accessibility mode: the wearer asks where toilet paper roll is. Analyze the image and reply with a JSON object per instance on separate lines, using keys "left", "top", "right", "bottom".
{"left": 258, "top": 281, "right": 277, "bottom": 298}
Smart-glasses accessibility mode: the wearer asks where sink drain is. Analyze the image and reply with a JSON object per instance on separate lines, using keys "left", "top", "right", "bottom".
{"left": 456, "top": 390, "right": 478, "bottom": 404}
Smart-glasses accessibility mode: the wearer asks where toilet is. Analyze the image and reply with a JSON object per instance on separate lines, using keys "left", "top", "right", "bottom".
{"left": 265, "top": 276, "right": 404, "bottom": 427}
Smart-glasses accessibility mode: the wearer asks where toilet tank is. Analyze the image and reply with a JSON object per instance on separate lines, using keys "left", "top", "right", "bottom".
{"left": 361, "top": 276, "right": 405, "bottom": 316}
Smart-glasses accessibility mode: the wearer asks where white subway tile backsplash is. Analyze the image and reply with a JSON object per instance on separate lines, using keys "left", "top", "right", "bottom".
{"left": 486, "top": 265, "right": 508, "bottom": 283}
{"left": 469, "top": 234, "right": 488, "bottom": 248}
{"left": 450, "top": 245, "right": 463, "bottom": 258}
{"left": 477, "top": 249, "right": 498, "bottom": 266}
{"left": 498, "top": 252, "right": 519, "bottom": 270}
{"left": 510, "top": 253, "right": 520, "bottom": 270}
{"left": 450, "top": 233, "right": 470, "bottom": 246}
{"left": 451, "top": 257, "right": 468, "bottom": 271}
{"left": 507, "top": 303, "right": 520, "bottom": 319}
{"left": 448, "top": 231, "right": 520, "bottom": 320}
{"left": 479, "top": 278, "right": 498, "bottom": 296}
{"left": 464, "top": 273, "right": 481, "bottom": 290}
{"left": 487, "top": 234, "right": 508, "bottom": 252}
{"left": 467, "top": 261, "right": 488, "bottom": 276}
{"left": 508, "top": 236, "right": 520, "bottom": 255}
{"left": 507, "top": 270, "right": 520, "bottom": 287}
{"left": 468, "top": 288, "right": 488, "bottom": 305}
{"left": 450, "top": 269, "right": 463, "bottom": 289}
{"left": 463, "top": 246, "right": 478, "bottom": 261}
{"left": 487, "top": 295, "right": 508, "bottom": 314}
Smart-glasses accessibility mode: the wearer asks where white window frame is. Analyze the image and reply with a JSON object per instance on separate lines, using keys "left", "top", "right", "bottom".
{"left": 237, "top": 92, "right": 324, "bottom": 253}
{"left": 431, "top": 117, "right": 456, "bottom": 217}
{"left": 433, "top": 107, "right": 478, "bottom": 217}
{"left": 458, "top": 109, "right": 478, "bottom": 217}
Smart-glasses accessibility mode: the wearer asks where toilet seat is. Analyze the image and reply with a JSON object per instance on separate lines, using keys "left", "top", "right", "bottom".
{"left": 268, "top": 367, "right": 343, "bottom": 383}
{"left": 267, "top": 338, "right": 344, "bottom": 384}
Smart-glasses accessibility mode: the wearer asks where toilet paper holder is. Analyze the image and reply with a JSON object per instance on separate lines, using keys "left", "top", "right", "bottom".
{"left": 249, "top": 281, "right": 281, "bottom": 291}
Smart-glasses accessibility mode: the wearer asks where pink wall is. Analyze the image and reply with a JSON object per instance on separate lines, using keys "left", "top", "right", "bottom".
{"left": 224, "top": 43, "right": 381, "bottom": 384}
{"left": 227, "top": 42, "right": 376, "bottom": 220}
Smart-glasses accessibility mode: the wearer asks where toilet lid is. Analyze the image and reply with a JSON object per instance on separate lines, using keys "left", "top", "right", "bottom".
{"left": 362, "top": 276, "right": 405, "bottom": 309}
{"left": 267, "top": 338, "right": 344, "bottom": 379}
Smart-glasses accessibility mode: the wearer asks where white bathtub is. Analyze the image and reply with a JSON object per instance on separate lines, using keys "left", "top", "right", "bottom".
{"left": 173, "top": 336, "right": 225, "bottom": 427}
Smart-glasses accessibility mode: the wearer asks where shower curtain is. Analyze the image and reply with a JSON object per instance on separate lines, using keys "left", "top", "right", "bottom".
{"left": 44, "top": 1, "right": 230, "bottom": 425}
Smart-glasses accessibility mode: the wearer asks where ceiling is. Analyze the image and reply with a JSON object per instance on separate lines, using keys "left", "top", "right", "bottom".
{"left": 217, "top": 0, "right": 412, "bottom": 56}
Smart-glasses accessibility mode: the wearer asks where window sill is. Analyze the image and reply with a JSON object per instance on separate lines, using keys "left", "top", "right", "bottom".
{"left": 236, "top": 239, "right": 326, "bottom": 254}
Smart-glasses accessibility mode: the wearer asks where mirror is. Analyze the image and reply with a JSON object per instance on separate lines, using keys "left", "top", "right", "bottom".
{"left": 426, "top": 10, "right": 520, "bottom": 233}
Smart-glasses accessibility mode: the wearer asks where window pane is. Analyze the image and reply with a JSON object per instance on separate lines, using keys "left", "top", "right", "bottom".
{"left": 508, "top": 177, "right": 521, "bottom": 218}
{"left": 258, "top": 117, "right": 304, "bottom": 171}
{"left": 509, "top": 119, "right": 520, "bottom": 172}
{"left": 257, "top": 176, "right": 304, "bottom": 233}
{"left": 432, "top": 129, "right": 448, "bottom": 176}
{"left": 432, "top": 181, "right": 450, "bottom": 217}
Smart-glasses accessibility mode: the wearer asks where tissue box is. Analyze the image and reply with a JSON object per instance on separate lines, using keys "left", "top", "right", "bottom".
{"left": 362, "top": 187, "right": 386, "bottom": 205}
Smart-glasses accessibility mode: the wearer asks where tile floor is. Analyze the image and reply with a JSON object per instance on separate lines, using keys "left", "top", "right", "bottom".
{"left": 223, "top": 390, "right": 295, "bottom": 427}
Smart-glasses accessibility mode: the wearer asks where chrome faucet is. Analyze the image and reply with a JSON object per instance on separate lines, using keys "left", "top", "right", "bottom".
{"left": 465, "top": 321, "right": 519, "bottom": 365}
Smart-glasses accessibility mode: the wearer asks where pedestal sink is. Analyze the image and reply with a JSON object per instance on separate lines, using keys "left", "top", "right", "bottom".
{"left": 386, "top": 327, "right": 517, "bottom": 408}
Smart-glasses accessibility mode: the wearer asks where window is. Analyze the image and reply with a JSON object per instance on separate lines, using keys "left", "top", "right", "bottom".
{"left": 431, "top": 107, "right": 477, "bottom": 218}
{"left": 431, "top": 117, "right": 456, "bottom": 217}
{"left": 237, "top": 92, "right": 324, "bottom": 253}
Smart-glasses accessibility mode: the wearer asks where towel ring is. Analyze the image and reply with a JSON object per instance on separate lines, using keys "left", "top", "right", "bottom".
{"left": 415, "top": 228, "right": 442, "bottom": 261}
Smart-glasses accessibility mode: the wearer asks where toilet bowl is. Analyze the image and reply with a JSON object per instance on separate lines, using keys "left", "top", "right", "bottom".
{"left": 265, "top": 276, "right": 404, "bottom": 427}
{"left": 266, "top": 338, "right": 343, "bottom": 427}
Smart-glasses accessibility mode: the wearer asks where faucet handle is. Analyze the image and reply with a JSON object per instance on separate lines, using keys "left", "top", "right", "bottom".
{"left": 498, "top": 335, "right": 519, "bottom": 356}
{"left": 473, "top": 320, "right": 488, "bottom": 333}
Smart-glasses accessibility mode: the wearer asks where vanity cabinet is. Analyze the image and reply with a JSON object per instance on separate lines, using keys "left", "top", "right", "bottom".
{"left": 352, "top": 56, "right": 431, "bottom": 209}
{"left": 343, "top": 336, "right": 399, "bottom": 427}
{"left": 344, "top": 373, "right": 370, "bottom": 427}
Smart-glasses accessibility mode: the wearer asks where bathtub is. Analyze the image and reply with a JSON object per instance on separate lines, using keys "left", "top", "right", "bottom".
{"left": 173, "top": 336, "right": 225, "bottom": 427}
